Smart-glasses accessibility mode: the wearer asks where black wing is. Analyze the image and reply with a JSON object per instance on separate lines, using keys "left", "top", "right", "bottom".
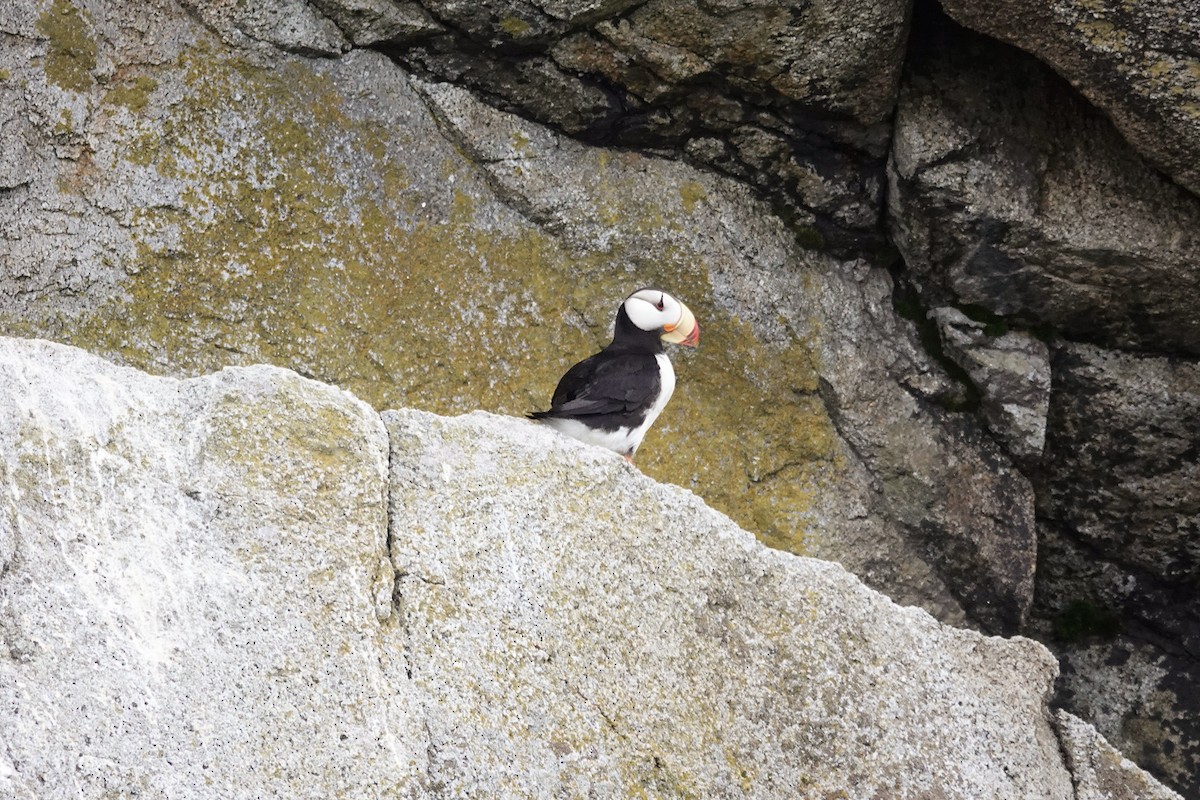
{"left": 530, "top": 352, "right": 661, "bottom": 420}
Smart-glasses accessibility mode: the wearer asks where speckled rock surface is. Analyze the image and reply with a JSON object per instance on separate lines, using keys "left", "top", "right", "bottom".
{"left": 1055, "top": 711, "right": 1184, "bottom": 800}
{"left": 939, "top": 0, "right": 1200, "bottom": 198}
{"left": 8, "top": 0, "right": 1200, "bottom": 794}
{"left": 1041, "top": 343, "right": 1200, "bottom": 583}
{"left": 269, "top": 0, "right": 912, "bottom": 253}
{"left": 0, "top": 338, "right": 409, "bottom": 798}
{"left": 1032, "top": 342, "right": 1200, "bottom": 793}
{"left": 416, "top": 77, "right": 1039, "bottom": 635}
{"left": 929, "top": 306, "right": 1051, "bottom": 465}
{"left": 889, "top": 12, "right": 1200, "bottom": 357}
{"left": 384, "top": 406, "right": 1064, "bottom": 797}
{"left": 0, "top": 0, "right": 1039, "bottom": 636}
{"left": 0, "top": 337, "right": 1182, "bottom": 798}
{"left": 888, "top": 9, "right": 1200, "bottom": 795}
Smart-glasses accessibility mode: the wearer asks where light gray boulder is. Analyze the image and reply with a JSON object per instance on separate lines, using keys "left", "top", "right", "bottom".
{"left": 384, "top": 405, "right": 1050, "bottom": 795}
{"left": 1, "top": 0, "right": 1039, "bottom": 637}
{"left": 0, "top": 338, "right": 409, "bottom": 798}
{"left": 0, "top": 336, "right": 1180, "bottom": 798}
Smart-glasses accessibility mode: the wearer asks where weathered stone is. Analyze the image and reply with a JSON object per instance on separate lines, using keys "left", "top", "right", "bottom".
{"left": 371, "top": 0, "right": 910, "bottom": 252}
{"left": 0, "top": 87, "right": 33, "bottom": 190}
{"left": 6, "top": 0, "right": 1200, "bottom": 794}
{"left": 309, "top": 0, "right": 444, "bottom": 46}
{"left": 929, "top": 306, "right": 1051, "bottom": 464}
{"left": 384, "top": 406, "right": 1064, "bottom": 796}
{"left": 1041, "top": 342, "right": 1200, "bottom": 582}
{"left": 0, "top": 338, "right": 410, "bottom": 799}
{"left": 939, "top": 0, "right": 1200, "bottom": 199}
{"left": 0, "top": 334, "right": 1178, "bottom": 798}
{"left": 1054, "top": 629, "right": 1200, "bottom": 798}
{"left": 178, "top": 0, "right": 349, "bottom": 55}
{"left": 1033, "top": 341, "right": 1200, "bottom": 796}
{"left": 1055, "top": 711, "right": 1185, "bottom": 800}
{"left": 889, "top": 10, "right": 1200, "bottom": 356}
{"left": 418, "top": 78, "right": 1039, "bottom": 634}
{"left": 0, "top": 0, "right": 1039, "bottom": 637}
{"left": 887, "top": 14, "right": 1200, "bottom": 792}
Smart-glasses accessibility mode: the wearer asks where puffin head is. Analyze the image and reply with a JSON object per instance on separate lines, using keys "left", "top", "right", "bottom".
{"left": 622, "top": 288, "right": 700, "bottom": 347}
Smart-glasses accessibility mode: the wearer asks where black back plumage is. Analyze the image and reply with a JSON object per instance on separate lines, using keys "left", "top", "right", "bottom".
{"left": 528, "top": 305, "right": 664, "bottom": 432}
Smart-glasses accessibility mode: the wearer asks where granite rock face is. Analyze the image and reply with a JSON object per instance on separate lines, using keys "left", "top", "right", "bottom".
{"left": 1032, "top": 342, "right": 1200, "bottom": 792}
{"left": 417, "top": 78, "right": 1039, "bottom": 635}
{"left": 1055, "top": 711, "right": 1185, "bottom": 800}
{"left": 0, "top": 0, "right": 1038, "bottom": 639}
{"left": 0, "top": 337, "right": 1180, "bottom": 799}
{"left": 889, "top": 12, "right": 1200, "bottom": 792}
{"left": 889, "top": 13, "right": 1200, "bottom": 357}
{"left": 5, "top": 0, "right": 1200, "bottom": 794}
{"left": 227, "top": 0, "right": 913, "bottom": 253}
{"left": 940, "top": 0, "right": 1200, "bottom": 198}
{"left": 0, "top": 339, "right": 409, "bottom": 798}
{"left": 929, "top": 306, "right": 1051, "bottom": 465}
{"left": 1041, "top": 343, "right": 1200, "bottom": 583}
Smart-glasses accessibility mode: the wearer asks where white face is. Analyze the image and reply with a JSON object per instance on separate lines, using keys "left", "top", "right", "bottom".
{"left": 623, "top": 288, "right": 683, "bottom": 332}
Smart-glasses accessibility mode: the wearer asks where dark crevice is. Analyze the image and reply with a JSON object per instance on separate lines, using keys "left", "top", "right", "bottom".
{"left": 1048, "top": 712, "right": 1084, "bottom": 800}
{"left": 886, "top": 263, "right": 982, "bottom": 414}
{"left": 366, "top": 9, "right": 894, "bottom": 259}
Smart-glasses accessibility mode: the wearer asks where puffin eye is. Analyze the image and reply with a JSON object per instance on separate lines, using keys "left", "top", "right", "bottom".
{"left": 655, "top": 294, "right": 665, "bottom": 311}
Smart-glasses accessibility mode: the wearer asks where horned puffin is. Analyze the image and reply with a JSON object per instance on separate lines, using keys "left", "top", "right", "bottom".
{"left": 528, "top": 288, "right": 699, "bottom": 460}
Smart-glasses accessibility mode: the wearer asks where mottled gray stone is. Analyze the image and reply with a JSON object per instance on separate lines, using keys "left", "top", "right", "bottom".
{"left": 1041, "top": 342, "right": 1200, "bottom": 582}
{"left": 0, "top": 336, "right": 1178, "bottom": 798}
{"left": 929, "top": 306, "right": 1051, "bottom": 463}
{"left": 179, "top": 0, "right": 349, "bottom": 55}
{"left": 308, "top": 0, "right": 443, "bottom": 46}
{"left": 383, "top": 406, "right": 1067, "bottom": 797}
{"left": 417, "top": 78, "right": 1039, "bottom": 634}
{"left": 0, "top": 88, "right": 33, "bottom": 190}
{"left": 940, "top": 0, "right": 1200, "bottom": 199}
{"left": 1055, "top": 711, "right": 1184, "bottom": 800}
{"left": 374, "top": 0, "right": 910, "bottom": 251}
{"left": 1052, "top": 628, "right": 1198, "bottom": 798}
{"left": 889, "top": 13, "right": 1200, "bottom": 356}
{"left": 0, "top": 338, "right": 410, "bottom": 799}
{"left": 1033, "top": 341, "right": 1200, "bottom": 796}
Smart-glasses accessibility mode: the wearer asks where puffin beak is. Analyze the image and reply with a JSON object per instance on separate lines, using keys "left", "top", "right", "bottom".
{"left": 661, "top": 303, "right": 699, "bottom": 347}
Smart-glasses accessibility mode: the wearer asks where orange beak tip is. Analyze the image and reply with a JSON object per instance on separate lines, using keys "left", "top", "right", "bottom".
{"left": 683, "top": 323, "right": 700, "bottom": 347}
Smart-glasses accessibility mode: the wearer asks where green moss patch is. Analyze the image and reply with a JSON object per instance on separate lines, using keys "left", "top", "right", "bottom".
{"left": 37, "top": 0, "right": 97, "bottom": 93}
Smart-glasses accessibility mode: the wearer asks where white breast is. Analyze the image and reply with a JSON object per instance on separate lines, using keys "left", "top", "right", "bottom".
{"left": 542, "top": 354, "right": 676, "bottom": 458}
{"left": 639, "top": 353, "right": 676, "bottom": 439}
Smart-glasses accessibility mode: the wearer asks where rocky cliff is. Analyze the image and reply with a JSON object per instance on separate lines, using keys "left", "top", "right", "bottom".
{"left": 1, "top": 0, "right": 1198, "bottom": 794}
{"left": 0, "top": 337, "right": 1180, "bottom": 798}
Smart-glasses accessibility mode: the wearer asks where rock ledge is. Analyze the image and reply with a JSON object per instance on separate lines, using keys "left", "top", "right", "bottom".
{"left": 0, "top": 337, "right": 1179, "bottom": 799}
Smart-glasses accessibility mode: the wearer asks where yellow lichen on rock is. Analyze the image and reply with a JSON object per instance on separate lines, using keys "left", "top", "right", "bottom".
{"left": 58, "top": 34, "right": 838, "bottom": 557}
{"left": 36, "top": 0, "right": 97, "bottom": 93}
